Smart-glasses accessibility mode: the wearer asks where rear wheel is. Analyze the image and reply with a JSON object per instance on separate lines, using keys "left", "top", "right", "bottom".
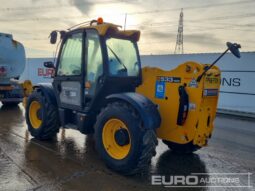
{"left": 94, "top": 102, "right": 158, "bottom": 175}
{"left": 163, "top": 140, "right": 200, "bottom": 154}
{"left": 25, "top": 90, "right": 60, "bottom": 140}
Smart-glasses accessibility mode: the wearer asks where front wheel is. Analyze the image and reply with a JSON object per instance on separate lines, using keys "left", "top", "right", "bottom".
{"left": 94, "top": 102, "right": 158, "bottom": 175}
{"left": 25, "top": 90, "right": 60, "bottom": 140}
{"left": 163, "top": 140, "right": 200, "bottom": 154}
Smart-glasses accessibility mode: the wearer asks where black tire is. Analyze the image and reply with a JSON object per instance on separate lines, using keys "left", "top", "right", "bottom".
{"left": 25, "top": 90, "right": 60, "bottom": 140}
{"left": 94, "top": 101, "right": 158, "bottom": 175}
{"left": 1, "top": 101, "right": 20, "bottom": 107}
{"left": 163, "top": 140, "right": 200, "bottom": 154}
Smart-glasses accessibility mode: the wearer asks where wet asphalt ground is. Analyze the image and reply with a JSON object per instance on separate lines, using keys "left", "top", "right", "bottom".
{"left": 0, "top": 103, "right": 254, "bottom": 191}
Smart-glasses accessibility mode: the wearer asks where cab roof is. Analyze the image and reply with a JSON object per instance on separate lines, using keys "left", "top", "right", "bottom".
{"left": 76, "top": 20, "right": 140, "bottom": 41}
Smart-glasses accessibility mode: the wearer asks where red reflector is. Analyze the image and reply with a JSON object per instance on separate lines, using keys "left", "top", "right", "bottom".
{"left": 0, "top": 67, "right": 6, "bottom": 75}
{"left": 0, "top": 67, "right": 6, "bottom": 73}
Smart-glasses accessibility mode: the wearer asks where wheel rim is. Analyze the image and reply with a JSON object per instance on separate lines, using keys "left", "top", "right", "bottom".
{"left": 29, "top": 101, "right": 42, "bottom": 129}
{"left": 102, "top": 118, "right": 131, "bottom": 160}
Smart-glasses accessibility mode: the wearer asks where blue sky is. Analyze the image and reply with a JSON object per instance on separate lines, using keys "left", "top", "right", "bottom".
{"left": 0, "top": 0, "right": 254, "bottom": 57}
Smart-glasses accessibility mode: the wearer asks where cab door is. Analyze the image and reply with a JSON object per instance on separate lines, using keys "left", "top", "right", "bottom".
{"left": 84, "top": 29, "right": 104, "bottom": 102}
{"left": 53, "top": 31, "right": 85, "bottom": 111}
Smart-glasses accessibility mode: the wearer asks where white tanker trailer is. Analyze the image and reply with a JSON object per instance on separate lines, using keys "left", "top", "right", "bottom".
{"left": 0, "top": 33, "right": 25, "bottom": 106}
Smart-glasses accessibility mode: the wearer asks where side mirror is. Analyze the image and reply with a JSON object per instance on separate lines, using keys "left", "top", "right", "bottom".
{"left": 227, "top": 42, "right": 241, "bottom": 58}
{"left": 50, "top": 31, "right": 58, "bottom": 44}
{"left": 44, "top": 61, "right": 55, "bottom": 68}
{"left": 197, "top": 42, "right": 241, "bottom": 82}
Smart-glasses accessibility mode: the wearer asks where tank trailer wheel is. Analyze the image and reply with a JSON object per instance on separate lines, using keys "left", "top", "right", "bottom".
{"left": 163, "top": 140, "right": 201, "bottom": 154}
{"left": 1, "top": 101, "right": 20, "bottom": 107}
{"left": 94, "top": 101, "right": 158, "bottom": 175}
{"left": 25, "top": 90, "right": 60, "bottom": 140}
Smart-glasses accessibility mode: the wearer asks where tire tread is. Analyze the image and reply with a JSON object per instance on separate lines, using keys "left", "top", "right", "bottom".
{"left": 26, "top": 90, "right": 59, "bottom": 140}
{"left": 95, "top": 101, "right": 158, "bottom": 175}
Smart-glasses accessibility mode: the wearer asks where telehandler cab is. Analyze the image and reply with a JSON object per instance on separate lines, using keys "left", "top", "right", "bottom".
{"left": 25, "top": 18, "right": 241, "bottom": 174}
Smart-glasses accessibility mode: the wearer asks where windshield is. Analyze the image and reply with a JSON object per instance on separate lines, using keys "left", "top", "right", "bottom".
{"left": 106, "top": 38, "right": 140, "bottom": 77}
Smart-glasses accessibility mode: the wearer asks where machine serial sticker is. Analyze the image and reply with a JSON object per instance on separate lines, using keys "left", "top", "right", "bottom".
{"left": 156, "top": 76, "right": 181, "bottom": 83}
{"left": 188, "top": 78, "right": 198, "bottom": 88}
{"left": 155, "top": 81, "right": 165, "bottom": 99}
{"left": 204, "top": 89, "right": 218, "bottom": 96}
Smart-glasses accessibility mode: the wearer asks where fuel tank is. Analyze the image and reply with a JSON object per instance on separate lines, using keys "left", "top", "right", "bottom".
{"left": 0, "top": 33, "right": 25, "bottom": 85}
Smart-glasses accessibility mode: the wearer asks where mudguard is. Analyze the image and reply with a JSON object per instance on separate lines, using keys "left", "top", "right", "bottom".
{"left": 34, "top": 83, "right": 57, "bottom": 106}
{"left": 106, "top": 92, "right": 161, "bottom": 130}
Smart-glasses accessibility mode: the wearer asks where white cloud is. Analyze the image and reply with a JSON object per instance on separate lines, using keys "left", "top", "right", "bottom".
{"left": 0, "top": 0, "right": 254, "bottom": 57}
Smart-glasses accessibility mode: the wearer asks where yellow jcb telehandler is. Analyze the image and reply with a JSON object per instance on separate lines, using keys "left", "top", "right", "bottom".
{"left": 24, "top": 18, "right": 241, "bottom": 174}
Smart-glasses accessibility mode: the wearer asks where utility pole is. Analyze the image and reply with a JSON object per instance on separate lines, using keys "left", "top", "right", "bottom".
{"left": 174, "top": 8, "right": 184, "bottom": 54}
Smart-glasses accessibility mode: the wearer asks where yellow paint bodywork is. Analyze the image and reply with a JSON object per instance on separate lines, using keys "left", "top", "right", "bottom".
{"left": 79, "top": 23, "right": 140, "bottom": 41}
{"left": 21, "top": 80, "right": 33, "bottom": 107}
{"left": 136, "top": 62, "right": 221, "bottom": 147}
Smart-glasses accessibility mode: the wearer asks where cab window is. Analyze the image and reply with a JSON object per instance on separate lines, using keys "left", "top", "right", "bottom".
{"left": 57, "top": 33, "right": 83, "bottom": 76}
{"left": 106, "top": 38, "right": 139, "bottom": 77}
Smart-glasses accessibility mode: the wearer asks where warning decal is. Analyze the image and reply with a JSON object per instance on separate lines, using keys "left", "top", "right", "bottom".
{"left": 155, "top": 81, "right": 165, "bottom": 99}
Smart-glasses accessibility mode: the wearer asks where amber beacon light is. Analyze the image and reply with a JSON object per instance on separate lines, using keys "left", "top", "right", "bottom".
{"left": 97, "top": 17, "right": 104, "bottom": 24}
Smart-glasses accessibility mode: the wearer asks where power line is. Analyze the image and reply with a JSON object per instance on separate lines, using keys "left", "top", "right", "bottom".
{"left": 4, "top": 13, "right": 255, "bottom": 42}
{"left": 139, "top": 41, "right": 174, "bottom": 45}
{"left": 187, "top": 13, "right": 255, "bottom": 22}
{"left": 128, "top": 0, "right": 255, "bottom": 15}
{"left": 139, "top": 23, "right": 255, "bottom": 32}
{"left": 1, "top": 10, "right": 255, "bottom": 29}
{"left": 131, "top": 13, "right": 255, "bottom": 29}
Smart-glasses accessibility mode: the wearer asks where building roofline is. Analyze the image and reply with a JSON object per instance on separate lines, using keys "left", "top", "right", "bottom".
{"left": 141, "top": 51, "right": 255, "bottom": 56}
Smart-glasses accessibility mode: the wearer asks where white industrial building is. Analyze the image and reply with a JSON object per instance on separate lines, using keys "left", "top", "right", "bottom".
{"left": 20, "top": 52, "right": 255, "bottom": 114}
{"left": 141, "top": 52, "right": 255, "bottom": 114}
